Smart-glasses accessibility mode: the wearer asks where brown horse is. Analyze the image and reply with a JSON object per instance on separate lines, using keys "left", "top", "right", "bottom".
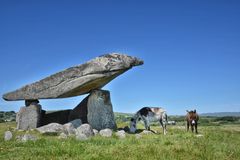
{"left": 186, "top": 110, "right": 199, "bottom": 134}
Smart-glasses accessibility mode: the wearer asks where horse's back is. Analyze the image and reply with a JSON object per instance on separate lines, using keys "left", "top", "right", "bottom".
{"left": 149, "top": 107, "right": 166, "bottom": 114}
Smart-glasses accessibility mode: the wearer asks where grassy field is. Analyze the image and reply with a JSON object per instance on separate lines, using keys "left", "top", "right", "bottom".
{"left": 0, "top": 121, "right": 240, "bottom": 160}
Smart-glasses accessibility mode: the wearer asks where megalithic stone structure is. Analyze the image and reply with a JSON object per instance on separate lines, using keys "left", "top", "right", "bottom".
{"left": 87, "top": 89, "right": 117, "bottom": 130}
{"left": 2, "top": 53, "right": 143, "bottom": 130}
{"left": 3, "top": 53, "right": 143, "bottom": 101}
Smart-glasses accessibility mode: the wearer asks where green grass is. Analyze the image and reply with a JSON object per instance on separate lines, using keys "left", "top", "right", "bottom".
{"left": 0, "top": 122, "right": 240, "bottom": 160}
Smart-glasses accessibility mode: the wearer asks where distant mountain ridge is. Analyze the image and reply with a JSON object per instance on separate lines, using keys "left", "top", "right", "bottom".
{"left": 200, "top": 112, "right": 240, "bottom": 117}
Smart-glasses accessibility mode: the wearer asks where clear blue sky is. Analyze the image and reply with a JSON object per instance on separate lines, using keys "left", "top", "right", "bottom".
{"left": 0, "top": 0, "right": 240, "bottom": 115}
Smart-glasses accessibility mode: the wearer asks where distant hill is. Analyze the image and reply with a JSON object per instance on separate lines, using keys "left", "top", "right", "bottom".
{"left": 0, "top": 111, "right": 16, "bottom": 122}
{"left": 200, "top": 112, "right": 240, "bottom": 117}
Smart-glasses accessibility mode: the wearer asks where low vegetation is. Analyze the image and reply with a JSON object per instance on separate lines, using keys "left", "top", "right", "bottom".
{"left": 0, "top": 113, "right": 240, "bottom": 160}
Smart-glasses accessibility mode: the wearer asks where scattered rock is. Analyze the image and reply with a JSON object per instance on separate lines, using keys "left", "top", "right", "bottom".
{"left": 141, "top": 130, "right": 153, "bottom": 135}
{"left": 58, "top": 133, "right": 68, "bottom": 139}
{"left": 116, "top": 130, "right": 126, "bottom": 139}
{"left": 93, "top": 129, "right": 99, "bottom": 135}
{"left": 63, "top": 123, "right": 76, "bottom": 135}
{"left": 76, "top": 133, "right": 89, "bottom": 141}
{"left": 75, "top": 124, "right": 94, "bottom": 140}
{"left": 135, "top": 134, "right": 142, "bottom": 139}
{"left": 3, "top": 53, "right": 143, "bottom": 101}
{"left": 4, "top": 131, "right": 13, "bottom": 141}
{"left": 21, "top": 134, "right": 37, "bottom": 142}
{"left": 67, "top": 119, "right": 82, "bottom": 128}
{"left": 16, "top": 134, "right": 38, "bottom": 142}
{"left": 36, "top": 123, "right": 64, "bottom": 134}
{"left": 196, "top": 134, "right": 204, "bottom": 137}
{"left": 99, "top": 128, "right": 112, "bottom": 137}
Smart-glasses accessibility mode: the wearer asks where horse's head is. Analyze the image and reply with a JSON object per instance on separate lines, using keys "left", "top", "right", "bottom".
{"left": 129, "top": 118, "right": 137, "bottom": 133}
{"left": 186, "top": 110, "right": 199, "bottom": 126}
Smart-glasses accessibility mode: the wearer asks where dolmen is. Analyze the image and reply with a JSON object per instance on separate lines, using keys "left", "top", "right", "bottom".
{"left": 2, "top": 53, "right": 143, "bottom": 131}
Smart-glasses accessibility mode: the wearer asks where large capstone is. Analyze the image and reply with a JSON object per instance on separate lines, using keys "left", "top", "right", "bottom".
{"left": 3, "top": 53, "right": 143, "bottom": 101}
{"left": 16, "top": 104, "right": 42, "bottom": 130}
{"left": 87, "top": 89, "right": 117, "bottom": 130}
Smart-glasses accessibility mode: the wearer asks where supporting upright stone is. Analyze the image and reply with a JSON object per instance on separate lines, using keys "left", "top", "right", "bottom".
{"left": 87, "top": 89, "right": 117, "bottom": 130}
{"left": 16, "top": 104, "right": 42, "bottom": 130}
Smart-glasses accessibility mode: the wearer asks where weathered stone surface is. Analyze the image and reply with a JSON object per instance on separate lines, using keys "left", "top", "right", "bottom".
{"left": 36, "top": 123, "right": 64, "bottom": 134}
{"left": 87, "top": 90, "right": 117, "bottom": 130}
{"left": 116, "top": 130, "right": 126, "bottom": 139}
{"left": 99, "top": 128, "right": 112, "bottom": 137}
{"left": 16, "top": 134, "right": 38, "bottom": 142}
{"left": 196, "top": 134, "right": 204, "bottom": 138}
{"left": 16, "top": 104, "right": 42, "bottom": 130}
{"left": 21, "top": 134, "right": 38, "bottom": 142}
{"left": 75, "top": 124, "right": 94, "bottom": 139}
{"left": 93, "top": 129, "right": 99, "bottom": 135}
{"left": 58, "top": 133, "right": 68, "bottom": 139}
{"left": 141, "top": 130, "right": 154, "bottom": 135}
{"left": 63, "top": 123, "right": 76, "bottom": 135}
{"left": 4, "top": 131, "right": 13, "bottom": 141}
{"left": 76, "top": 133, "right": 88, "bottom": 141}
{"left": 68, "top": 96, "right": 89, "bottom": 123}
{"left": 66, "top": 119, "right": 82, "bottom": 128}
{"left": 3, "top": 53, "right": 143, "bottom": 101}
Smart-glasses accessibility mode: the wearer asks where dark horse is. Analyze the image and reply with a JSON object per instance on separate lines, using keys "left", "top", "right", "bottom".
{"left": 186, "top": 110, "right": 199, "bottom": 134}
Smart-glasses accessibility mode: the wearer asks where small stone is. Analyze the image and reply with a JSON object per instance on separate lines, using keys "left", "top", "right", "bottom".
{"left": 76, "top": 124, "right": 94, "bottom": 138}
{"left": 36, "top": 123, "right": 64, "bottom": 134}
{"left": 135, "top": 134, "right": 142, "bottom": 139}
{"left": 116, "top": 130, "right": 126, "bottom": 139}
{"left": 76, "top": 133, "right": 89, "bottom": 141}
{"left": 58, "top": 133, "right": 68, "bottom": 139}
{"left": 196, "top": 134, "right": 204, "bottom": 137}
{"left": 21, "top": 134, "right": 37, "bottom": 142}
{"left": 16, "top": 134, "right": 38, "bottom": 142}
{"left": 99, "top": 128, "right": 112, "bottom": 137}
{"left": 63, "top": 123, "right": 76, "bottom": 135}
{"left": 4, "top": 131, "right": 13, "bottom": 141}
{"left": 141, "top": 130, "right": 153, "bottom": 135}
{"left": 93, "top": 129, "right": 99, "bottom": 135}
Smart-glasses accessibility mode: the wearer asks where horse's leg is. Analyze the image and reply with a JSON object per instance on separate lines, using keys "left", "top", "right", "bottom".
{"left": 146, "top": 117, "right": 150, "bottom": 130}
{"left": 163, "top": 112, "right": 167, "bottom": 135}
{"left": 195, "top": 123, "right": 198, "bottom": 134}
{"left": 143, "top": 117, "right": 150, "bottom": 130}
{"left": 159, "top": 119, "right": 166, "bottom": 135}
{"left": 187, "top": 122, "right": 189, "bottom": 132}
{"left": 191, "top": 124, "right": 194, "bottom": 133}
